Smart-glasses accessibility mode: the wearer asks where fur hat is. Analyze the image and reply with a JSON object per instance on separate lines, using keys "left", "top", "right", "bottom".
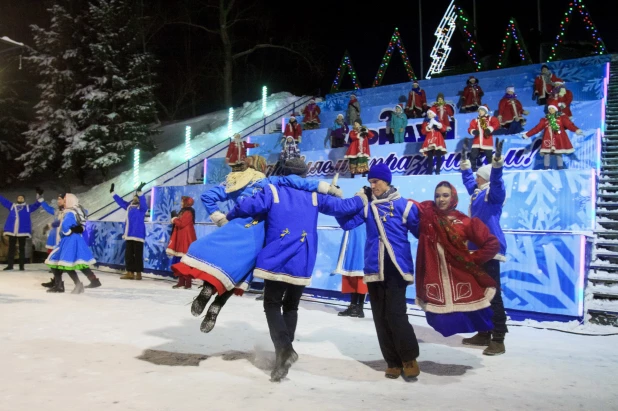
{"left": 181, "top": 196, "right": 194, "bottom": 207}
{"left": 476, "top": 164, "right": 491, "bottom": 182}
{"left": 336, "top": 113, "right": 344, "bottom": 119}
{"left": 412, "top": 79, "right": 419, "bottom": 85}
{"left": 395, "top": 104, "right": 403, "bottom": 112}
{"left": 467, "top": 76, "right": 479, "bottom": 84}
{"left": 282, "top": 158, "right": 308, "bottom": 177}
{"left": 289, "top": 116, "right": 296, "bottom": 121}
{"left": 506, "top": 86, "right": 515, "bottom": 93}
{"left": 547, "top": 104, "right": 559, "bottom": 112}
{"left": 478, "top": 105, "right": 490, "bottom": 114}
{"left": 368, "top": 163, "right": 392, "bottom": 185}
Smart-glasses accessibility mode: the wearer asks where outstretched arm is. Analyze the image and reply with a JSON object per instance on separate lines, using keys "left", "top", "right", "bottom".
{"left": 40, "top": 201, "right": 55, "bottom": 215}
{"left": 465, "top": 218, "right": 500, "bottom": 264}
{"left": 267, "top": 175, "right": 330, "bottom": 196}
{"left": 112, "top": 193, "right": 130, "bottom": 210}
{"left": 226, "top": 190, "right": 273, "bottom": 221}
{"left": 318, "top": 194, "right": 365, "bottom": 218}
{"left": 138, "top": 193, "right": 147, "bottom": 211}
{"left": 487, "top": 158, "right": 506, "bottom": 204}
{"left": 460, "top": 162, "right": 477, "bottom": 195}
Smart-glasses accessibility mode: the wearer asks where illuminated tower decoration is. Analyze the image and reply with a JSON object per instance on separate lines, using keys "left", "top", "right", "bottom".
{"left": 262, "top": 86, "right": 268, "bottom": 116}
{"left": 496, "top": 18, "right": 533, "bottom": 69}
{"left": 184, "top": 126, "right": 192, "bottom": 161}
{"left": 227, "top": 107, "right": 234, "bottom": 138}
{"left": 426, "top": 1, "right": 482, "bottom": 79}
{"left": 547, "top": 0, "right": 606, "bottom": 61}
{"left": 372, "top": 28, "right": 415, "bottom": 87}
{"left": 133, "top": 149, "right": 140, "bottom": 189}
{"left": 330, "top": 50, "right": 361, "bottom": 93}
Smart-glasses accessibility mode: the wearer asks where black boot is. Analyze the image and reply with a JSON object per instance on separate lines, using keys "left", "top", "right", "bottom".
{"left": 191, "top": 282, "right": 215, "bottom": 317}
{"left": 85, "top": 278, "right": 102, "bottom": 289}
{"left": 338, "top": 304, "right": 355, "bottom": 317}
{"left": 271, "top": 345, "right": 299, "bottom": 382}
{"left": 47, "top": 280, "right": 65, "bottom": 293}
{"left": 350, "top": 304, "right": 365, "bottom": 318}
{"left": 3, "top": 266, "right": 13, "bottom": 271}
{"left": 19, "top": 265, "right": 25, "bottom": 271}
{"left": 200, "top": 291, "right": 233, "bottom": 333}
{"left": 41, "top": 278, "right": 55, "bottom": 288}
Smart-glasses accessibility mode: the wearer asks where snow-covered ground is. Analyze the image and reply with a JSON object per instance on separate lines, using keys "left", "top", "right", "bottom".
{"left": 2, "top": 265, "right": 618, "bottom": 410}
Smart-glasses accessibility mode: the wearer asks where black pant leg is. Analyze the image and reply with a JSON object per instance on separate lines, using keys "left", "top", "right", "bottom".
{"left": 134, "top": 241, "right": 144, "bottom": 272}
{"left": 484, "top": 149, "right": 494, "bottom": 165}
{"left": 367, "top": 281, "right": 402, "bottom": 368}
{"left": 7, "top": 236, "right": 16, "bottom": 267}
{"left": 435, "top": 153, "right": 444, "bottom": 173}
{"left": 263, "top": 280, "right": 293, "bottom": 352}
{"left": 282, "top": 284, "right": 305, "bottom": 342}
{"left": 66, "top": 270, "right": 80, "bottom": 285}
{"left": 125, "top": 240, "right": 134, "bottom": 272}
{"left": 470, "top": 148, "right": 480, "bottom": 171}
{"left": 484, "top": 260, "right": 508, "bottom": 334}
{"left": 426, "top": 150, "right": 435, "bottom": 175}
{"left": 18, "top": 237, "right": 26, "bottom": 268}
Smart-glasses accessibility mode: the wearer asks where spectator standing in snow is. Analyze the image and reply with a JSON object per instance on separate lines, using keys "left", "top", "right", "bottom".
{"left": 166, "top": 196, "right": 197, "bottom": 289}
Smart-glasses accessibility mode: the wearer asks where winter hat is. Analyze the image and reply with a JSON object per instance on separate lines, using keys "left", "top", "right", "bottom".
{"left": 427, "top": 109, "right": 437, "bottom": 118}
{"left": 337, "top": 113, "right": 344, "bottom": 119}
{"left": 467, "top": 76, "right": 478, "bottom": 84}
{"left": 181, "top": 196, "right": 194, "bottom": 207}
{"left": 309, "top": 99, "right": 315, "bottom": 104}
{"left": 413, "top": 80, "right": 419, "bottom": 85}
{"left": 350, "top": 94, "right": 357, "bottom": 99}
{"left": 367, "top": 163, "right": 392, "bottom": 185}
{"left": 554, "top": 80, "right": 564, "bottom": 85}
{"left": 58, "top": 193, "right": 66, "bottom": 199}
{"left": 282, "top": 158, "right": 308, "bottom": 177}
{"left": 395, "top": 104, "right": 403, "bottom": 112}
{"left": 436, "top": 92, "right": 445, "bottom": 101}
{"left": 547, "top": 104, "right": 559, "bottom": 112}
{"left": 541, "top": 64, "right": 549, "bottom": 71}
{"left": 506, "top": 86, "right": 515, "bottom": 93}
{"left": 478, "top": 105, "right": 489, "bottom": 114}
{"left": 289, "top": 116, "right": 296, "bottom": 121}
{"left": 476, "top": 164, "right": 491, "bottom": 182}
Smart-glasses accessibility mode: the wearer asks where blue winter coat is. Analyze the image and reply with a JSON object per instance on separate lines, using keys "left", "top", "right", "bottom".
{"left": 41, "top": 202, "right": 60, "bottom": 249}
{"left": 45, "top": 210, "right": 95, "bottom": 269}
{"left": 390, "top": 111, "right": 408, "bottom": 131}
{"left": 113, "top": 193, "right": 147, "bottom": 242}
{"left": 337, "top": 189, "right": 418, "bottom": 283}
{"left": 227, "top": 185, "right": 364, "bottom": 286}
{"left": 462, "top": 163, "right": 507, "bottom": 260}
{"left": 0, "top": 195, "right": 43, "bottom": 237}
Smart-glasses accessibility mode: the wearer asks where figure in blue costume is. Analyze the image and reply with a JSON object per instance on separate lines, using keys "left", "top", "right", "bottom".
{"left": 173, "top": 155, "right": 341, "bottom": 333}
{"left": 45, "top": 194, "right": 97, "bottom": 294}
{"left": 41, "top": 194, "right": 102, "bottom": 290}
{"left": 333, "top": 223, "right": 367, "bottom": 318}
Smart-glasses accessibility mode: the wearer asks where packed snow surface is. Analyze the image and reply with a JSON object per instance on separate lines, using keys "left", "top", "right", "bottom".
{"left": 2, "top": 266, "right": 618, "bottom": 410}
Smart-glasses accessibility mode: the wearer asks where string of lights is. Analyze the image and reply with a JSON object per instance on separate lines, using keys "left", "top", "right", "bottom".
{"left": 454, "top": 6, "right": 482, "bottom": 72}
{"left": 496, "top": 18, "right": 533, "bottom": 69}
{"left": 330, "top": 50, "right": 361, "bottom": 93}
{"left": 372, "top": 28, "right": 416, "bottom": 87}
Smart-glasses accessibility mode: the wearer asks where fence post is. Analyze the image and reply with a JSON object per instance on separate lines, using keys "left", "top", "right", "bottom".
{"left": 186, "top": 160, "right": 190, "bottom": 185}
{"left": 263, "top": 117, "right": 266, "bottom": 134}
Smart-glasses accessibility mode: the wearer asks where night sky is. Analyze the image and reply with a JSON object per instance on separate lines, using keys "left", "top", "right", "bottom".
{"left": 1, "top": 0, "right": 616, "bottom": 117}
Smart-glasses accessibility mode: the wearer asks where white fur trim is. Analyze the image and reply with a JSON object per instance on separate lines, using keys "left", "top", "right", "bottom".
{"left": 124, "top": 236, "right": 145, "bottom": 243}
{"left": 317, "top": 181, "right": 330, "bottom": 194}
{"left": 253, "top": 268, "right": 312, "bottom": 286}
{"left": 493, "top": 254, "right": 507, "bottom": 262}
{"left": 487, "top": 126, "right": 494, "bottom": 133}
{"left": 209, "top": 211, "right": 226, "bottom": 224}
{"left": 62, "top": 229, "right": 72, "bottom": 236}
{"left": 333, "top": 231, "right": 365, "bottom": 277}
{"left": 312, "top": 192, "right": 318, "bottom": 206}
{"left": 268, "top": 184, "right": 280, "bottom": 204}
{"left": 179, "top": 254, "right": 237, "bottom": 291}
{"left": 492, "top": 157, "right": 504, "bottom": 168}
{"left": 402, "top": 201, "right": 414, "bottom": 224}
{"left": 460, "top": 159, "right": 472, "bottom": 171}
{"left": 2, "top": 232, "right": 31, "bottom": 237}
{"left": 165, "top": 248, "right": 185, "bottom": 257}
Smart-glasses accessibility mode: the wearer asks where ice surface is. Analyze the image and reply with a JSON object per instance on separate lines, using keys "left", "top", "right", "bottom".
{"left": 1, "top": 265, "right": 618, "bottom": 410}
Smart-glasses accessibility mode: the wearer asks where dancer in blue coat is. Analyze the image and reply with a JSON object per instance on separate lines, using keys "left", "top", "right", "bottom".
{"left": 226, "top": 157, "right": 365, "bottom": 382}
{"left": 45, "top": 194, "right": 97, "bottom": 294}
{"left": 174, "top": 155, "right": 341, "bottom": 333}
{"left": 1, "top": 188, "right": 44, "bottom": 270}
{"left": 460, "top": 139, "right": 508, "bottom": 356}
{"left": 111, "top": 181, "right": 148, "bottom": 280}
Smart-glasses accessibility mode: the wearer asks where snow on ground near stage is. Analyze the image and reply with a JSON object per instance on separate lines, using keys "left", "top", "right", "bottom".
{"left": 2, "top": 266, "right": 618, "bottom": 411}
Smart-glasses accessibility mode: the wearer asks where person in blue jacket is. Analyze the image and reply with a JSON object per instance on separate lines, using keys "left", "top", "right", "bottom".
{"left": 389, "top": 104, "right": 408, "bottom": 144}
{"left": 45, "top": 194, "right": 97, "bottom": 294}
{"left": 111, "top": 181, "right": 148, "bottom": 280}
{"left": 460, "top": 139, "right": 508, "bottom": 356}
{"left": 1, "top": 188, "right": 44, "bottom": 271}
{"left": 226, "top": 157, "right": 365, "bottom": 383}
{"left": 335, "top": 163, "right": 421, "bottom": 381}
{"left": 174, "top": 155, "right": 342, "bottom": 334}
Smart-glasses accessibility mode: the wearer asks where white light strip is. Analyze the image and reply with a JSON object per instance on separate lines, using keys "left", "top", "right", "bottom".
{"left": 426, "top": 0, "right": 457, "bottom": 79}
{"left": 262, "top": 86, "right": 268, "bottom": 116}
{"left": 133, "top": 149, "right": 140, "bottom": 189}
{"left": 203, "top": 159, "right": 208, "bottom": 184}
{"left": 185, "top": 125, "right": 191, "bottom": 161}
{"left": 228, "top": 107, "right": 234, "bottom": 138}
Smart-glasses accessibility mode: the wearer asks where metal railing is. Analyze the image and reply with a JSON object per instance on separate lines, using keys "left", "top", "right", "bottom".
{"left": 89, "top": 95, "right": 313, "bottom": 220}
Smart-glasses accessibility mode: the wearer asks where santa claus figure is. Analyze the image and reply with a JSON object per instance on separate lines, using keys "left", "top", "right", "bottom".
{"left": 468, "top": 106, "right": 500, "bottom": 171}
{"left": 302, "top": 99, "right": 321, "bottom": 130}
{"left": 461, "top": 76, "right": 484, "bottom": 113}
{"left": 534, "top": 64, "right": 560, "bottom": 105}
{"left": 284, "top": 116, "right": 303, "bottom": 143}
{"left": 429, "top": 92, "right": 454, "bottom": 132}
{"left": 345, "top": 121, "right": 374, "bottom": 177}
{"left": 546, "top": 81, "right": 573, "bottom": 119}
{"left": 420, "top": 110, "right": 447, "bottom": 175}
{"left": 405, "top": 80, "right": 428, "bottom": 118}
{"left": 497, "top": 86, "right": 529, "bottom": 134}
{"left": 225, "top": 133, "right": 259, "bottom": 171}
{"left": 521, "top": 104, "right": 583, "bottom": 170}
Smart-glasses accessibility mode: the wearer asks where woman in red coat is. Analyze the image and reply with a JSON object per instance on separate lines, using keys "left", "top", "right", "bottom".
{"left": 428, "top": 93, "right": 454, "bottom": 132}
{"left": 522, "top": 105, "right": 584, "bottom": 170}
{"left": 302, "top": 99, "right": 321, "bottom": 130}
{"left": 405, "top": 80, "right": 427, "bottom": 118}
{"left": 411, "top": 181, "right": 499, "bottom": 337}
{"left": 344, "top": 121, "right": 374, "bottom": 177}
{"left": 284, "top": 116, "right": 303, "bottom": 143}
{"left": 419, "top": 110, "right": 447, "bottom": 175}
{"left": 497, "top": 86, "right": 529, "bottom": 134}
{"left": 546, "top": 81, "right": 574, "bottom": 119}
{"left": 461, "top": 76, "right": 484, "bottom": 113}
{"left": 167, "top": 196, "right": 197, "bottom": 289}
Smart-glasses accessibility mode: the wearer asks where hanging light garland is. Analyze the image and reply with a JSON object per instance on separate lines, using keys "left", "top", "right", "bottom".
{"left": 496, "top": 18, "right": 533, "bottom": 69}
{"left": 372, "top": 27, "right": 416, "bottom": 87}
{"left": 548, "top": 0, "right": 606, "bottom": 61}
{"left": 330, "top": 50, "right": 361, "bottom": 93}
{"left": 454, "top": 6, "right": 482, "bottom": 72}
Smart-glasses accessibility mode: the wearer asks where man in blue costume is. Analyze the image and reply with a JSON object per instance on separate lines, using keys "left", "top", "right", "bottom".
{"left": 460, "top": 139, "right": 508, "bottom": 356}
{"left": 226, "top": 158, "right": 366, "bottom": 382}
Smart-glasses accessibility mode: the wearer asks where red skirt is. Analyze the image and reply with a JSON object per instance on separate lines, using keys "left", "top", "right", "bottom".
{"left": 341, "top": 276, "right": 368, "bottom": 294}
{"left": 172, "top": 262, "right": 226, "bottom": 296}
{"left": 420, "top": 131, "right": 447, "bottom": 154}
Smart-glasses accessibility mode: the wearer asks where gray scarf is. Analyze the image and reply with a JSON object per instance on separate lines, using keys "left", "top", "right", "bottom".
{"left": 376, "top": 186, "right": 397, "bottom": 200}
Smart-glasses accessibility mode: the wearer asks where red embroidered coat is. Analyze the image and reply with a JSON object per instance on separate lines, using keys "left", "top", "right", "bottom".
{"left": 534, "top": 73, "right": 560, "bottom": 98}
{"left": 498, "top": 97, "right": 525, "bottom": 125}
{"left": 462, "top": 85, "right": 484, "bottom": 109}
{"left": 344, "top": 129, "right": 373, "bottom": 158}
{"left": 547, "top": 90, "right": 574, "bottom": 118}
{"left": 420, "top": 120, "right": 447, "bottom": 154}
{"left": 226, "top": 141, "right": 258, "bottom": 165}
{"left": 524, "top": 114, "right": 579, "bottom": 154}
{"left": 302, "top": 104, "right": 321, "bottom": 124}
{"left": 406, "top": 89, "right": 427, "bottom": 111}
{"left": 284, "top": 122, "right": 303, "bottom": 142}
{"left": 468, "top": 116, "right": 501, "bottom": 150}
{"left": 413, "top": 205, "right": 499, "bottom": 314}
{"left": 166, "top": 209, "right": 197, "bottom": 257}
{"left": 428, "top": 104, "right": 454, "bottom": 131}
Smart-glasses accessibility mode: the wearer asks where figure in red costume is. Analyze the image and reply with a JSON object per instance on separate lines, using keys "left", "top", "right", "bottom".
{"left": 428, "top": 93, "right": 454, "bottom": 132}
{"left": 461, "top": 76, "right": 484, "bottom": 113}
{"left": 284, "top": 116, "right": 303, "bottom": 143}
{"left": 546, "top": 81, "right": 574, "bottom": 119}
{"left": 521, "top": 104, "right": 584, "bottom": 170}
{"left": 166, "top": 196, "right": 197, "bottom": 289}
{"left": 468, "top": 106, "right": 500, "bottom": 171}
{"left": 420, "top": 110, "right": 447, "bottom": 175}
{"left": 533, "top": 64, "right": 560, "bottom": 105}
{"left": 225, "top": 133, "right": 259, "bottom": 171}
{"left": 344, "top": 121, "right": 374, "bottom": 177}
{"left": 405, "top": 80, "right": 428, "bottom": 118}
{"left": 497, "top": 86, "right": 529, "bottom": 135}
{"left": 302, "top": 99, "right": 321, "bottom": 130}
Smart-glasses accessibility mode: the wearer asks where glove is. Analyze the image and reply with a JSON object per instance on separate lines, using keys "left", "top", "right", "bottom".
{"left": 576, "top": 129, "right": 584, "bottom": 135}
{"left": 35, "top": 187, "right": 44, "bottom": 196}
{"left": 110, "top": 183, "right": 115, "bottom": 193}
{"left": 327, "top": 185, "right": 343, "bottom": 198}
{"left": 520, "top": 132, "right": 528, "bottom": 139}
{"left": 523, "top": 110, "right": 530, "bottom": 115}
{"left": 70, "top": 225, "right": 84, "bottom": 234}
{"left": 472, "top": 130, "right": 480, "bottom": 137}
{"left": 461, "top": 138, "right": 469, "bottom": 160}
{"left": 494, "top": 138, "right": 504, "bottom": 160}
{"left": 210, "top": 211, "right": 228, "bottom": 227}
{"left": 363, "top": 186, "right": 373, "bottom": 200}
{"left": 171, "top": 210, "right": 178, "bottom": 218}
{"left": 482, "top": 128, "right": 491, "bottom": 136}
{"left": 137, "top": 182, "right": 146, "bottom": 192}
